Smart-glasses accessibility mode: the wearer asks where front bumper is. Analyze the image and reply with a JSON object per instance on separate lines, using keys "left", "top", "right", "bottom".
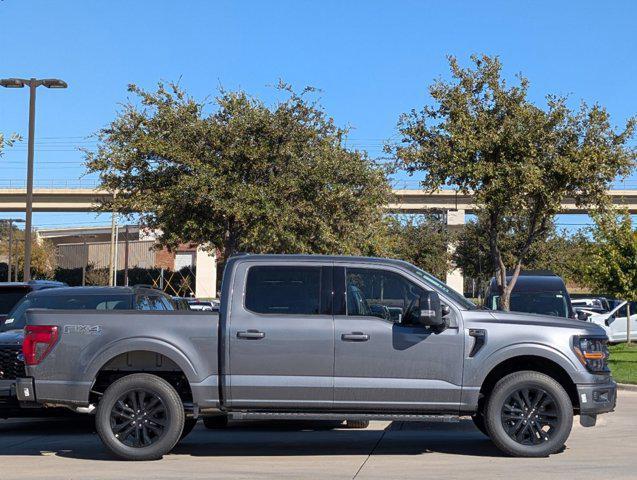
{"left": 577, "top": 380, "right": 617, "bottom": 415}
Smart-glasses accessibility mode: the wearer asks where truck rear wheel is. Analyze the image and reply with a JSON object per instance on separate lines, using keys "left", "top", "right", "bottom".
{"left": 95, "top": 373, "right": 185, "bottom": 461}
{"left": 484, "top": 371, "right": 573, "bottom": 457}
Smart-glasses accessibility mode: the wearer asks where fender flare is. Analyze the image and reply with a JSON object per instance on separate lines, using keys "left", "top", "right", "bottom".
{"left": 85, "top": 336, "right": 199, "bottom": 384}
{"left": 469, "top": 342, "right": 581, "bottom": 388}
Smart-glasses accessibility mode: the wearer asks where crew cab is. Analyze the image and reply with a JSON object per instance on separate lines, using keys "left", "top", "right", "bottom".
{"left": 19, "top": 255, "right": 616, "bottom": 460}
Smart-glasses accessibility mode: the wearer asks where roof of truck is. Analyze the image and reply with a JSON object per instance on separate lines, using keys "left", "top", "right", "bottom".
{"left": 230, "top": 253, "right": 414, "bottom": 267}
{"left": 487, "top": 272, "right": 568, "bottom": 293}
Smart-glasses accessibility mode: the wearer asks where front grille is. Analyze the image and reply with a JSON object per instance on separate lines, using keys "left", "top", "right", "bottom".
{"left": 0, "top": 346, "right": 25, "bottom": 380}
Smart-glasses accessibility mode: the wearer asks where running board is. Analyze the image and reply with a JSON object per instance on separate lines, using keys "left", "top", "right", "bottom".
{"left": 228, "top": 411, "right": 459, "bottom": 422}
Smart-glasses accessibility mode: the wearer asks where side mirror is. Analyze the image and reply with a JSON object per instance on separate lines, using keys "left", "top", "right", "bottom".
{"left": 417, "top": 291, "right": 444, "bottom": 329}
{"left": 576, "top": 310, "right": 590, "bottom": 321}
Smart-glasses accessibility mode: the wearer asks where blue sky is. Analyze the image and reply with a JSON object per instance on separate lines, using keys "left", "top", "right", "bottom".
{"left": 1, "top": 0, "right": 636, "bottom": 230}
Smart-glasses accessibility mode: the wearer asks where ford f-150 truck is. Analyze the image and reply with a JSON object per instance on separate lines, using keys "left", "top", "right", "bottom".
{"left": 18, "top": 254, "right": 616, "bottom": 460}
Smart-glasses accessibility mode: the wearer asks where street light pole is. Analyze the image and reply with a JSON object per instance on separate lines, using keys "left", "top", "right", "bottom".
{"left": 0, "top": 77, "right": 68, "bottom": 282}
{"left": 8, "top": 223, "right": 13, "bottom": 282}
{"left": 23, "top": 79, "right": 37, "bottom": 283}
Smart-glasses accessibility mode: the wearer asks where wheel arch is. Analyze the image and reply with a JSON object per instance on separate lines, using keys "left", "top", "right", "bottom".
{"left": 477, "top": 354, "right": 580, "bottom": 413}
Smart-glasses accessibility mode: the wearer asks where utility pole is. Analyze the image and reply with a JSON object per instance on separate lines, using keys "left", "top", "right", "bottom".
{"left": 0, "top": 77, "right": 67, "bottom": 282}
{"left": 124, "top": 225, "right": 130, "bottom": 286}
{"left": 8, "top": 224, "right": 13, "bottom": 282}
{"left": 82, "top": 236, "right": 88, "bottom": 287}
{"left": 108, "top": 209, "right": 117, "bottom": 286}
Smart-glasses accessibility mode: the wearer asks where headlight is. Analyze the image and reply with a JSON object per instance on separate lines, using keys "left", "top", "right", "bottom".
{"left": 572, "top": 336, "right": 610, "bottom": 373}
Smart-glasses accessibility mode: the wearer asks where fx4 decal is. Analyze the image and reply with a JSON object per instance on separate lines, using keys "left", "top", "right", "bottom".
{"left": 63, "top": 325, "right": 103, "bottom": 335}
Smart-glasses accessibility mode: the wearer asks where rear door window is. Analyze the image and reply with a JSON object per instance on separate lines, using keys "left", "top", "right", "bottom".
{"left": 245, "top": 266, "right": 321, "bottom": 315}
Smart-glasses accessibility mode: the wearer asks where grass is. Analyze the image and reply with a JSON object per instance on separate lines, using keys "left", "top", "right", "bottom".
{"left": 609, "top": 343, "right": 637, "bottom": 384}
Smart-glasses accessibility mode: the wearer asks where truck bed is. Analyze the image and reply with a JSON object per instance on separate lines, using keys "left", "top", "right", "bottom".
{"left": 25, "top": 309, "right": 220, "bottom": 409}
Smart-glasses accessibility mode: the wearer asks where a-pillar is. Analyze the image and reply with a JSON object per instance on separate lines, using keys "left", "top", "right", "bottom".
{"left": 445, "top": 209, "right": 465, "bottom": 293}
{"left": 195, "top": 246, "right": 217, "bottom": 299}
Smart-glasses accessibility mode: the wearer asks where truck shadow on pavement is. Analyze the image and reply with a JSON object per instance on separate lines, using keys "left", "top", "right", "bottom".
{"left": 0, "top": 418, "right": 509, "bottom": 460}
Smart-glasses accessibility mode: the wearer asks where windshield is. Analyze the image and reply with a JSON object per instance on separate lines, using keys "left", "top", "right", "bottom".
{"left": 407, "top": 265, "right": 477, "bottom": 310}
{"left": 490, "top": 292, "right": 569, "bottom": 318}
{"left": 0, "top": 287, "right": 30, "bottom": 315}
{"left": 0, "top": 293, "right": 132, "bottom": 332}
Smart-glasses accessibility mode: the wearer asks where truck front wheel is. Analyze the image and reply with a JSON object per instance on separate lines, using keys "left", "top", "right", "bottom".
{"left": 484, "top": 371, "right": 573, "bottom": 457}
{"left": 95, "top": 373, "right": 185, "bottom": 461}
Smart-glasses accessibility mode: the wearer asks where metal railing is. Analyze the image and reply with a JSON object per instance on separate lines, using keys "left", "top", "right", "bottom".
{"left": 0, "top": 179, "right": 100, "bottom": 189}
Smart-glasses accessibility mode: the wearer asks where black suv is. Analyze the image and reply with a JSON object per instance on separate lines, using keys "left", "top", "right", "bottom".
{"left": 0, "top": 285, "right": 177, "bottom": 418}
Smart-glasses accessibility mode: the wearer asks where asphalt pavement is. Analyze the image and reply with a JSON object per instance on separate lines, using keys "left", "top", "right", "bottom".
{"left": 1, "top": 390, "right": 635, "bottom": 480}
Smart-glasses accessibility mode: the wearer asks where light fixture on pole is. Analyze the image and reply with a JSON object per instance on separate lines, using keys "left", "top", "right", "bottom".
{"left": 0, "top": 77, "right": 68, "bottom": 282}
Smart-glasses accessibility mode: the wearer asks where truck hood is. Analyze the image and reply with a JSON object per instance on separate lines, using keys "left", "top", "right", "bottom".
{"left": 0, "top": 329, "right": 24, "bottom": 347}
{"left": 487, "top": 310, "right": 606, "bottom": 335}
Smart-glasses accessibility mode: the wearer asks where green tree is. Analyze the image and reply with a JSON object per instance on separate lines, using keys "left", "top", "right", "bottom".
{"left": 390, "top": 55, "right": 636, "bottom": 310}
{"left": 454, "top": 213, "right": 592, "bottom": 294}
{"left": 0, "top": 132, "right": 19, "bottom": 156}
{"left": 86, "top": 82, "right": 391, "bottom": 263}
{"left": 0, "top": 226, "right": 57, "bottom": 280}
{"left": 586, "top": 210, "right": 637, "bottom": 343}
{"left": 386, "top": 215, "right": 450, "bottom": 279}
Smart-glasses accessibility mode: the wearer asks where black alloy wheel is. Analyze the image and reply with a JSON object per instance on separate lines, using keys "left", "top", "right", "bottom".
{"left": 484, "top": 371, "right": 573, "bottom": 457}
{"left": 110, "top": 389, "right": 168, "bottom": 448}
{"left": 96, "top": 373, "right": 185, "bottom": 460}
{"left": 500, "top": 387, "right": 559, "bottom": 445}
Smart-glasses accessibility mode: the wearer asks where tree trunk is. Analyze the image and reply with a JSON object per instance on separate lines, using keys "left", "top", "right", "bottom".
{"left": 500, "top": 261, "right": 523, "bottom": 313}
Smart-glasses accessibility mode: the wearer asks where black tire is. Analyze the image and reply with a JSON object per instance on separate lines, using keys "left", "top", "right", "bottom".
{"left": 203, "top": 414, "right": 228, "bottom": 429}
{"left": 345, "top": 420, "right": 369, "bottom": 429}
{"left": 95, "top": 373, "right": 185, "bottom": 461}
{"left": 484, "top": 371, "right": 573, "bottom": 457}
{"left": 180, "top": 418, "right": 198, "bottom": 440}
{"left": 471, "top": 414, "right": 489, "bottom": 436}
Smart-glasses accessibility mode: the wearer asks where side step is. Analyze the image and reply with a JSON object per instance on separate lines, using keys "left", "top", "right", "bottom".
{"left": 228, "top": 411, "right": 459, "bottom": 422}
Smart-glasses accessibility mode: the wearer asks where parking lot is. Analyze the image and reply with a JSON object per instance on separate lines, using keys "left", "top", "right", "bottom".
{"left": 0, "top": 390, "right": 633, "bottom": 480}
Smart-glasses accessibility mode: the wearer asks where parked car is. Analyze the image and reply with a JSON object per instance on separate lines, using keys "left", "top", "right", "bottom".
{"left": 172, "top": 296, "right": 192, "bottom": 310}
{"left": 19, "top": 254, "right": 615, "bottom": 460}
{"left": 586, "top": 300, "right": 637, "bottom": 343}
{"left": 0, "top": 285, "right": 178, "bottom": 418}
{"left": 0, "top": 280, "right": 67, "bottom": 325}
{"left": 571, "top": 297, "right": 611, "bottom": 315}
{"left": 485, "top": 271, "right": 575, "bottom": 319}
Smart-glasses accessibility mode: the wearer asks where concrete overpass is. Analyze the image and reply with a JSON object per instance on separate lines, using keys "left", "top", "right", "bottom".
{"left": 2, "top": 187, "right": 637, "bottom": 213}
{"left": 3, "top": 186, "right": 637, "bottom": 294}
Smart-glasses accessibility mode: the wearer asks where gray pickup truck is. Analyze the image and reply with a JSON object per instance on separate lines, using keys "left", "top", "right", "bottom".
{"left": 18, "top": 254, "right": 616, "bottom": 460}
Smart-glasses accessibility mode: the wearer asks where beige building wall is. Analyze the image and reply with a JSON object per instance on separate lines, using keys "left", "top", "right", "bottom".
{"left": 57, "top": 240, "right": 157, "bottom": 270}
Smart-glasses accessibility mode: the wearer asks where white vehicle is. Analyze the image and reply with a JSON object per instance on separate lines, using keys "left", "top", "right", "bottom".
{"left": 586, "top": 300, "right": 637, "bottom": 343}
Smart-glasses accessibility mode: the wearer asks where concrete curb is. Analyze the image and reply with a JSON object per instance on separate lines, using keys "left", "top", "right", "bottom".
{"left": 617, "top": 383, "right": 637, "bottom": 392}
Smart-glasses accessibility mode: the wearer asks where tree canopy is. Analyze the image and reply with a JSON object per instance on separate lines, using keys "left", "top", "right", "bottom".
{"left": 390, "top": 54, "right": 636, "bottom": 310}
{"left": 385, "top": 215, "right": 449, "bottom": 279}
{"left": 586, "top": 210, "right": 637, "bottom": 342}
{"left": 454, "top": 212, "right": 591, "bottom": 294}
{"left": 86, "top": 82, "right": 391, "bottom": 261}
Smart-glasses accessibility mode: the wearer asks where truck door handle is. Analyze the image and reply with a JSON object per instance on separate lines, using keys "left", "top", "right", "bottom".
{"left": 237, "top": 330, "right": 265, "bottom": 340}
{"left": 341, "top": 332, "right": 369, "bottom": 342}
